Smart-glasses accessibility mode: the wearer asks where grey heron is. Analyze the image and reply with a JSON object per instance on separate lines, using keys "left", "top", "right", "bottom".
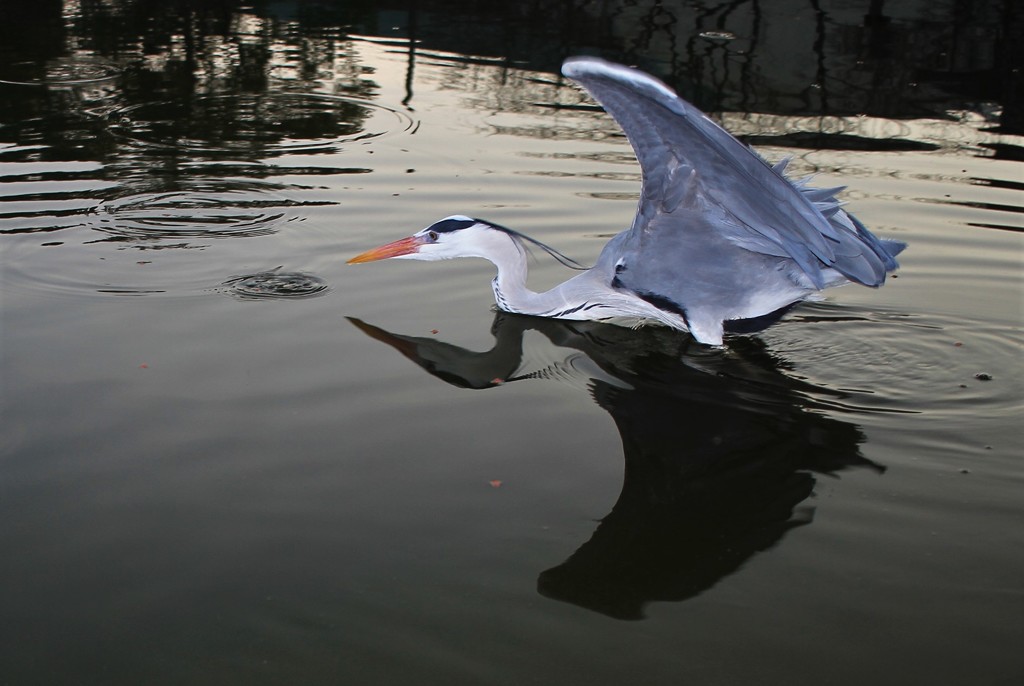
{"left": 348, "top": 56, "right": 905, "bottom": 345}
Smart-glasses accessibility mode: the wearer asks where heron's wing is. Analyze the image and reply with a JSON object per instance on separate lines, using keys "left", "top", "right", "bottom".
{"left": 561, "top": 57, "right": 900, "bottom": 288}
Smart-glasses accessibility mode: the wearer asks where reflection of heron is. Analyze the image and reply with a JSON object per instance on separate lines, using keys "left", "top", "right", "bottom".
{"left": 349, "top": 313, "right": 883, "bottom": 620}
{"left": 348, "top": 57, "right": 905, "bottom": 345}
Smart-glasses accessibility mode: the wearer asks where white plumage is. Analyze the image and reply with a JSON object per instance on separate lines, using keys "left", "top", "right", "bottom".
{"left": 349, "top": 57, "right": 905, "bottom": 345}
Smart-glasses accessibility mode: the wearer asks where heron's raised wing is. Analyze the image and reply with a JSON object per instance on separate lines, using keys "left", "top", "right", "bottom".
{"left": 561, "top": 57, "right": 899, "bottom": 288}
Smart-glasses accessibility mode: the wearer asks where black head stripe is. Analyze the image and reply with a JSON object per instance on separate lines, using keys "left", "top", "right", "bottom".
{"left": 429, "top": 217, "right": 477, "bottom": 234}
{"left": 475, "top": 218, "right": 589, "bottom": 271}
{"left": 426, "top": 215, "right": 590, "bottom": 271}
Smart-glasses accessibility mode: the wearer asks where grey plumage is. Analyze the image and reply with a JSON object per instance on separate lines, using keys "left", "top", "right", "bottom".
{"left": 349, "top": 57, "right": 905, "bottom": 345}
{"left": 563, "top": 57, "right": 902, "bottom": 288}
{"left": 559, "top": 57, "right": 905, "bottom": 343}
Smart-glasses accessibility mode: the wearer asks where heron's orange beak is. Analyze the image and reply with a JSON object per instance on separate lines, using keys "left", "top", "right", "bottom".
{"left": 347, "top": 235, "right": 424, "bottom": 264}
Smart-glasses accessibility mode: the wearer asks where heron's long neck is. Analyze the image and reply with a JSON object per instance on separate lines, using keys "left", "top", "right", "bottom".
{"left": 485, "top": 237, "right": 580, "bottom": 316}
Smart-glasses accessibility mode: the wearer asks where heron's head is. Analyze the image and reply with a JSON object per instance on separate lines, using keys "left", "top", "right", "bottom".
{"left": 348, "top": 216, "right": 587, "bottom": 270}
{"left": 347, "top": 216, "right": 506, "bottom": 264}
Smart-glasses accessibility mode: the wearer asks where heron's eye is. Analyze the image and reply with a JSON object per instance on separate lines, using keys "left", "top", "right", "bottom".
{"left": 427, "top": 231, "right": 439, "bottom": 242}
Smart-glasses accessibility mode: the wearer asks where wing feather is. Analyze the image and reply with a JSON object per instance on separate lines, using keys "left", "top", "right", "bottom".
{"left": 562, "top": 57, "right": 900, "bottom": 289}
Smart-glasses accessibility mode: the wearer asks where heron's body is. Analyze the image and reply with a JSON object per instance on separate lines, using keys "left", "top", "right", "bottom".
{"left": 349, "top": 57, "right": 905, "bottom": 345}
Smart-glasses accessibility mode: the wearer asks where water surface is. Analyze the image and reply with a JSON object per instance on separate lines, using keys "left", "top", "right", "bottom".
{"left": 1, "top": 2, "right": 1022, "bottom": 684}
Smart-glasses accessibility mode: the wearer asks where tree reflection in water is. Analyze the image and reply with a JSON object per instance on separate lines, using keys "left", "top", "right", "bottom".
{"left": 349, "top": 314, "right": 883, "bottom": 619}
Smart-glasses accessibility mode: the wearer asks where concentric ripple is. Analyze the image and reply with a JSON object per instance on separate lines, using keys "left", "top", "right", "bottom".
{"left": 223, "top": 270, "right": 329, "bottom": 300}
{"left": 88, "top": 184, "right": 322, "bottom": 240}
{"left": 764, "top": 302, "right": 1022, "bottom": 419}
{"left": 106, "top": 93, "right": 416, "bottom": 156}
{"left": 0, "top": 56, "right": 122, "bottom": 87}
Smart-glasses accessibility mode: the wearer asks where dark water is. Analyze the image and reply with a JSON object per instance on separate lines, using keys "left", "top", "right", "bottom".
{"left": 2, "top": 1, "right": 1022, "bottom": 684}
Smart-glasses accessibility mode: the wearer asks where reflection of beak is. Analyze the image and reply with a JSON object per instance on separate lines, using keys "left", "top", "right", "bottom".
{"left": 347, "top": 235, "right": 423, "bottom": 264}
{"left": 347, "top": 317, "right": 421, "bottom": 360}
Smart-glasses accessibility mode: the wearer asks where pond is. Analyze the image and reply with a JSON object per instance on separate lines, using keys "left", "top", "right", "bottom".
{"left": 1, "top": 1, "right": 1022, "bottom": 684}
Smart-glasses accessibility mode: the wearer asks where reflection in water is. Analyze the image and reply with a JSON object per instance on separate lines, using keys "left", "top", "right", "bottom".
{"left": 0, "top": 54, "right": 122, "bottom": 87}
{"left": 105, "top": 94, "right": 408, "bottom": 156}
{"left": 1, "top": 1, "right": 1019, "bottom": 142}
{"left": 0, "top": 0, "right": 411, "bottom": 249}
{"left": 1, "top": 0, "right": 1019, "bottom": 251}
{"left": 0, "top": 2, "right": 1019, "bottom": 681}
{"left": 350, "top": 314, "right": 882, "bottom": 619}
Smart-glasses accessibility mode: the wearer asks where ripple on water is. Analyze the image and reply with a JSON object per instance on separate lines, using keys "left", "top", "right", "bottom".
{"left": 222, "top": 270, "right": 329, "bottom": 300}
{"left": 3, "top": 231, "right": 331, "bottom": 301}
{"left": 0, "top": 56, "right": 121, "bottom": 87}
{"left": 765, "top": 302, "right": 1022, "bottom": 420}
{"left": 87, "top": 183, "right": 327, "bottom": 240}
{"left": 106, "top": 93, "right": 416, "bottom": 156}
